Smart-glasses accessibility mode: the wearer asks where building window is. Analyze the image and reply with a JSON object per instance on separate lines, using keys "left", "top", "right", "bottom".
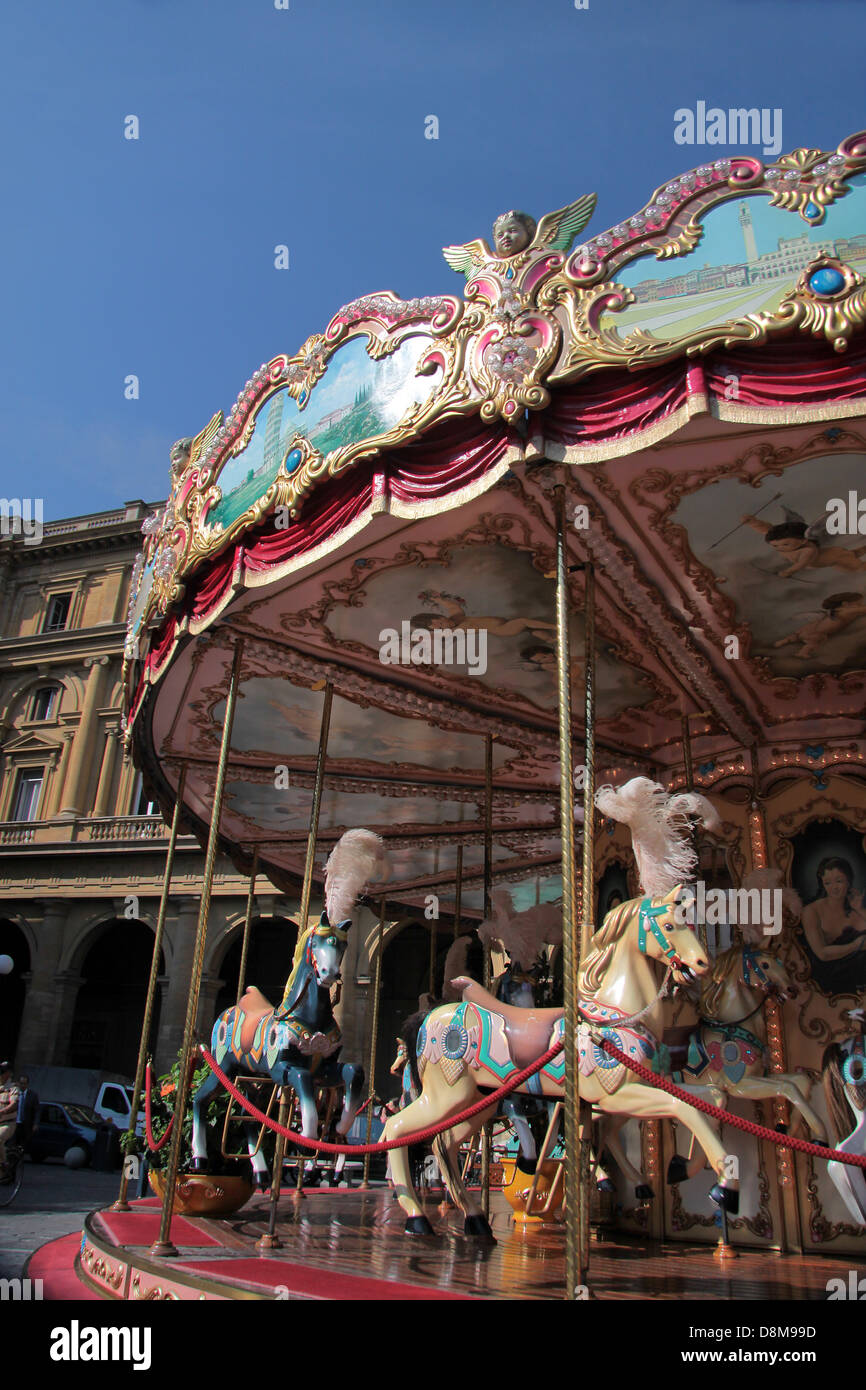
{"left": 132, "top": 773, "right": 157, "bottom": 817}
{"left": 43, "top": 593, "right": 72, "bottom": 633}
{"left": 12, "top": 768, "right": 44, "bottom": 821}
{"left": 30, "top": 686, "right": 58, "bottom": 721}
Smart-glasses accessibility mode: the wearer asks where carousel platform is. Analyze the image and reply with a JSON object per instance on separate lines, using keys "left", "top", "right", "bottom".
{"left": 29, "top": 1189, "right": 859, "bottom": 1301}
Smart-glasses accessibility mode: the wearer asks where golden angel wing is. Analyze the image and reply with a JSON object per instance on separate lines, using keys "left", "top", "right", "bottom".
{"left": 533, "top": 194, "right": 598, "bottom": 253}
{"left": 188, "top": 411, "right": 224, "bottom": 467}
{"left": 441, "top": 238, "right": 492, "bottom": 278}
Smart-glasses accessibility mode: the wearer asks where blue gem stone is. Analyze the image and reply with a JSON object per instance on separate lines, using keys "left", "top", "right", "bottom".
{"left": 809, "top": 266, "right": 845, "bottom": 295}
{"left": 825, "top": 427, "right": 842, "bottom": 441}
{"left": 699, "top": 761, "right": 715, "bottom": 776}
{"left": 298, "top": 390, "right": 307, "bottom": 405}
{"left": 505, "top": 267, "right": 514, "bottom": 280}
{"left": 286, "top": 449, "right": 303, "bottom": 473}
{"left": 805, "top": 200, "right": 819, "bottom": 218}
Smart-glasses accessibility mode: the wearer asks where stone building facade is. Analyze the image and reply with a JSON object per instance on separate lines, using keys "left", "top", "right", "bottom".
{"left": 0, "top": 501, "right": 436, "bottom": 1094}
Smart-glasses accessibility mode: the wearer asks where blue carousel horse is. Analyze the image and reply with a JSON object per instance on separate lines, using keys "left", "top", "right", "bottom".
{"left": 191, "top": 911, "right": 365, "bottom": 1184}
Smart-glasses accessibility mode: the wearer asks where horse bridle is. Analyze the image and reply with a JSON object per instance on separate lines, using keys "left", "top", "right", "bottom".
{"left": 637, "top": 897, "right": 693, "bottom": 973}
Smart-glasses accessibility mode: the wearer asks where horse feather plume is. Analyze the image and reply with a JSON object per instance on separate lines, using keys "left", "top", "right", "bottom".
{"left": 594, "top": 776, "right": 721, "bottom": 897}
{"left": 324, "top": 829, "right": 386, "bottom": 924}
{"left": 478, "top": 885, "right": 562, "bottom": 965}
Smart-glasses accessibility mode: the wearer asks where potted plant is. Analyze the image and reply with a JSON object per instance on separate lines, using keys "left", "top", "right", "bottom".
{"left": 131, "top": 1054, "right": 258, "bottom": 1216}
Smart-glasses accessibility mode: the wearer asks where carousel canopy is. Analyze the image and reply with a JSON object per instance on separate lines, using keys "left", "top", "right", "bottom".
{"left": 124, "top": 130, "right": 866, "bottom": 912}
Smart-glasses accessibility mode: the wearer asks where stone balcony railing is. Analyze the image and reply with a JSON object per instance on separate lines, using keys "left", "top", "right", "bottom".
{"left": 0, "top": 814, "right": 172, "bottom": 847}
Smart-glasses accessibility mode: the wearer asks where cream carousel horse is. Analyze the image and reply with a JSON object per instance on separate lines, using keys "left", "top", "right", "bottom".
{"left": 598, "top": 938, "right": 827, "bottom": 1194}
{"left": 382, "top": 882, "right": 738, "bottom": 1237}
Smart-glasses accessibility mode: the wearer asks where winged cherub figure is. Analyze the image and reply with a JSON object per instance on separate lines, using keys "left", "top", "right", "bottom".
{"left": 442, "top": 194, "right": 597, "bottom": 278}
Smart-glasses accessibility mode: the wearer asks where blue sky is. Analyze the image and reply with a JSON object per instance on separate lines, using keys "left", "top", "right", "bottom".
{"left": 3, "top": 0, "right": 865, "bottom": 519}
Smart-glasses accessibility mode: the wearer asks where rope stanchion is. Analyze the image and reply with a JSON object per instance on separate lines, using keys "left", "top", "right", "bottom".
{"left": 199, "top": 1039, "right": 563, "bottom": 1156}
{"left": 144, "top": 1063, "right": 174, "bottom": 1154}
{"left": 594, "top": 1034, "right": 866, "bottom": 1169}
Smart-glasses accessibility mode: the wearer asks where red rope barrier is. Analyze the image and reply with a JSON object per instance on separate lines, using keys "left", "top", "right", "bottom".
{"left": 144, "top": 1063, "right": 174, "bottom": 1154}
{"left": 199, "top": 1039, "right": 564, "bottom": 1155}
{"left": 595, "top": 1034, "right": 866, "bottom": 1169}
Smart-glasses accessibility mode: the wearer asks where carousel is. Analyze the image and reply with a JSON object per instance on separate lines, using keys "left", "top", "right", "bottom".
{"left": 43, "top": 127, "right": 866, "bottom": 1301}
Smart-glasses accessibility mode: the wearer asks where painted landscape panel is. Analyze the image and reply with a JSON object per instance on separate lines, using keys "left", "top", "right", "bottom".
{"left": 599, "top": 173, "right": 866, "bottom": 342}
{"left": 208, "top": 335, "right": 437, "bottom": 529}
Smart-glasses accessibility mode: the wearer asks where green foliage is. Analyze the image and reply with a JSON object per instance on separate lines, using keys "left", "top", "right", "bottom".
{"left": 142, "top": 1053, "right": 260, "bottom": 1176}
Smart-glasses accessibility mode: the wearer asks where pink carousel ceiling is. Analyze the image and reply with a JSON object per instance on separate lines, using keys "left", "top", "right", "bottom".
{"left": 124, "top": 131, "right": 866, "bottom": 911}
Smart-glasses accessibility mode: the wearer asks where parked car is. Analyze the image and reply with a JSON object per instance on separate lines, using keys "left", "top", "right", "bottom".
{"left": 24, "top": 1067, "right": 144, "bottom": 1134}
{"left": 27, "top": 1101, "right": 119, "bottom": 1167}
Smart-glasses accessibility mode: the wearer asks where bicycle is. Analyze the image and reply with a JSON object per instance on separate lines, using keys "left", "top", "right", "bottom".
{"left": 0, "top": 1142, "right": 24, "bottom": 1207}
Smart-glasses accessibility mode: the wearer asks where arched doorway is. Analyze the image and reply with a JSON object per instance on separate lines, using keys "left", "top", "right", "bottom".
{"left": 214, "top": 916, "right": 299, "bottom": 1022}
{"left": 376, "top": 920, "right": 453, "bottom": 1100}
{"left": 0, "top": 919, "right": 31, "bottom": 1064}
{"left": 68, "top": 920, "right": 164, "bottom": 1076}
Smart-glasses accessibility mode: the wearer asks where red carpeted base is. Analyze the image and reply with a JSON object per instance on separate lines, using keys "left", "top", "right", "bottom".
{"left": 94, "top": 1209, "right": 222, "bottom": 1248}
{"left": 181, "top": 1257, "right": 474, "bottom": 1299}
{"left": 27, "top": 1233, "right": 100, "bottom": 1301}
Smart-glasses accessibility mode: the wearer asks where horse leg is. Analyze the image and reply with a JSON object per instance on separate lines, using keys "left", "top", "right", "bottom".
{"left": 600, "top": 1113, "right": 652, "bottom": 1198}
{"left": 504, "top": 1097, "right": 537, "bottom": 1173}
{"left": 598, "top": 1081, "right": 739, "bottom": 1212}
{"left": 431, "top": 1107, "right": 497, "bottom": 1241}
{"left": 289, "top": 1068, "right": 320, "bottom": 1184}
{"left": 724, "top": 1073, "right": 828, "bottom": 1143}
{"left": 190, "top": 1067, "right": 224, "bottom": 1171}
{"left": 382, "top": 1065, "right": 482, "bottom": 1235}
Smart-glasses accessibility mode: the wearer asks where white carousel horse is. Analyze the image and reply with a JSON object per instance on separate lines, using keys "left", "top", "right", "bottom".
{"left": 381, "top": 884, "right": 737, "bottom": 1237}
{"left": 823, "top": 1021, "right": 866, "bottom": 1226}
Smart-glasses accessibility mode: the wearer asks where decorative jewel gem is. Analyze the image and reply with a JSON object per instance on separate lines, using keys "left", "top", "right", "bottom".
{"left": 678, "top": 173, "right": 696, "bottom": 190}
{"left": 783, "top": 171, "right": 799, "bottom": 181}
{"left": 765, "top": 168, "right": 780, "bottom": 181}
{"left": 809, "top": 266, "right": 845, "bottom": 295}
{"left": 805, "top": 200, "right": 819, "bottom": 218}
{"left": 596, "top": 233, "right": 612, "bottom": 247}
{"left": 629, "top": 214, "right": 646, "bottom": 228}
{"left": 813, "top": 163, "right": 828, "bottom": 176}
{"left": 713, "top": 158, "right": 731, "bottom": 174}
{"left": 285, "top": 449, "right": 303, "bottom": 473}
{"left": 829, "top": 154, "right": 845, "bottom": 165}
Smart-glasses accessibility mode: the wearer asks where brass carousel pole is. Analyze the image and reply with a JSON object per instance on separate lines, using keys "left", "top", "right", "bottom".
{"left": 236, "top": 846, "right": 259, "bottom": 1004}
{"left": 276, "top": 679, "right": 332, "bottom": 1199}
{"left": 480, "top": 731, "right": 494, "bottom": 1219}
{"left": 578, "top": 560, "right": 596, "bottom": 1284}
{"left": 113, "top": 762, "right": 187, "bottom": 1211}
{"left": 299, "top": 681, "right": 334, "bottom": 932}
{"left": 554, "top": 485, "right": 584, "bottom": 1298}
{"left": 453, "top": 843, "right": 463, "bottom": 939}
{"left": 150, "top": 640, "right": 244, "bottom": 1257}
{"left": 361, "top": 897, "right": 387, "bottom": 1189}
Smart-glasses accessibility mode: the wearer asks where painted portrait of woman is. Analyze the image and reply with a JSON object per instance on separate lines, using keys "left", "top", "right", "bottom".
{"left": 800, "top": 856, "right": 866, "bottom": 996}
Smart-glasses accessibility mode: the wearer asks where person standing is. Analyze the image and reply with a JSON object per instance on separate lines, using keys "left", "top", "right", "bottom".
{"left": 0, "top": 1062, "right": 21, "bottom": 1176}
{"left": 16, "top": 1074, "right": 39, "bottom": 1148}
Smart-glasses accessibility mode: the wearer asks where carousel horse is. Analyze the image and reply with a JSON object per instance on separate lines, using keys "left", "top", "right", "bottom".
{"left": 381, "top": 884, "right": 737, "bottom": 1238}
{"left": 822, "top": 1021, "right": 866, "bottom": 1226}
{"left": 191, "top": 828, "right": 382, "bottom": 1183}
{"left": 598, "top": 940, "right": 827, "bottom": 1194}
{"left": 495, "top": 963, "right": 549, "bottom": 1171}
{"left": 191, "top": 912, "right": 365, "bottom": 1182}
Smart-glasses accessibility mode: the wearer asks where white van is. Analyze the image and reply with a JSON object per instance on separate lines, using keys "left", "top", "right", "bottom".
{"left": 23, "top": 1067, "right": 144, "bottom": 1134}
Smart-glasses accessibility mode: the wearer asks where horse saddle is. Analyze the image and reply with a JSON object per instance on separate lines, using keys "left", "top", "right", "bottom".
{"left": 238, "top": 986, "right": 273, "bottom": 1054}
{"left": 454, "top": 976, "right": 564, "bottom": 1072}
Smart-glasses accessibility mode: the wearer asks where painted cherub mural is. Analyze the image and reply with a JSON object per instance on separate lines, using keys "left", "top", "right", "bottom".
{"left": 412, "top": 589, "right": 557, "bottom": 641}
{"left": 741, "top": 505, "right": 866, "bottom": 577}
{"left": 774, "top": 591, "right": 866, "bottom": 658}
